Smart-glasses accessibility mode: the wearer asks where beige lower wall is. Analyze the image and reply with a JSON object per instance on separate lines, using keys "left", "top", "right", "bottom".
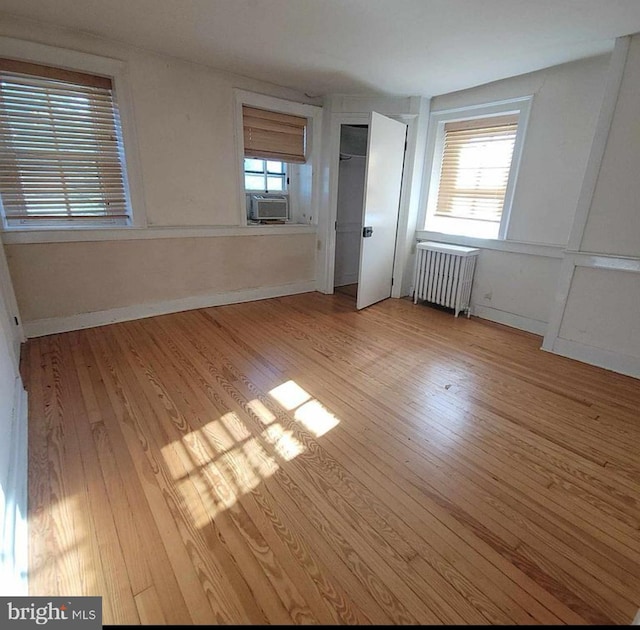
{"left": 5, "top": 233, "right": 316, "bottom": 322}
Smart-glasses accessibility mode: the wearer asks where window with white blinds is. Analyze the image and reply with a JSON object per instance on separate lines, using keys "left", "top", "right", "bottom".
{"left": 435, "top": 114, "right": 518, "bottom": 224}
{"left": 0, "top": 59, "right": 131, "bottom": 227}
{"left": 423, "top": 98, "right": 531, "bottom": 240}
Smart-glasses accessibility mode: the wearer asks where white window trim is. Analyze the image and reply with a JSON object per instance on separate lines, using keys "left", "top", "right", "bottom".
{"left": 233, "top": 89, "right": 322, "bottom": 227}
{"left": 0, "top": 36, "right": 147, "bottom": 231}
{"left": 420, "top": 96, "right": 532, "bottom": 241}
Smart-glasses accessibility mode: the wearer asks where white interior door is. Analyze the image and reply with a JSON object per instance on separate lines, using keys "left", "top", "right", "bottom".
{"left": 356, "top": 112, "right": 406, "bottom": 310}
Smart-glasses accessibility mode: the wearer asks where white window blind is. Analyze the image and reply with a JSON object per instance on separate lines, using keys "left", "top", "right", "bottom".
{"left": 435, "top": 114, "right": 518, "bottom": 223}
{"left": 0, "top": 59, "right": 130, "bottom": 226}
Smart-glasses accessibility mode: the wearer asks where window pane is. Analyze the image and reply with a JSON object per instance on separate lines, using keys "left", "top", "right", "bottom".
{"left": 244, "top": 158, "right": 264, "bottom": 173}
{"left": 245, "top": 174, "right": 265, "bottom": 190}
{"left": 266, "top": 161, "right": 284, "bottom": 174}
{"left": 266, "top": 176, "right": 284, "bottom": 192}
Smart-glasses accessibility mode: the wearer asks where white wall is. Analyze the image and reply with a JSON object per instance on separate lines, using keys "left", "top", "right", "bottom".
{"left": 559, "top": 266, "right": 640, "bottom": 358}
{"left": 0, "top": 238, "right": 21, "bottom": 364}
{"left": 0, "top": 326, "right": 17, "bottom": 496}
{"left": 417, "top": 55, "right": 609, "bottom": 333}
{"left": 0, "top": 14, "right": 320, "bottom": 333}
{"left": 0, "top": 231, "right": 27, "bottom": 595}
{"left": 425, "top": 55, "right": 608, "bottom": 247}
{"left": 472, "top": 250, "right": 561, "bottom": 335}
{"left": 0, "top": 304, "right": 26, "bottom": 596}
{"left": 581, "top": 38, "right": 640, "bottom": 257}
{"left": 0, "top": 244, "right": 20, "bottom": 482}
{"left": 544, "top": 36, "right": 640, "bottom": 378}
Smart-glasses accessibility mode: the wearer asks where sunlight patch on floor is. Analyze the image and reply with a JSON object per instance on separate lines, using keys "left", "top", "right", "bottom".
{"left": 294, "top": 399, "right": 340, "bottom": 437}
{"left": 269, "top": 380, "right": 312, "bottom": 410}
{"left": 262, "top": 422, "right": 305, "bottom": 461}
{"left": 247, "top": 398, "right": 276, "bottom": 425}
{"left": 160, "top": 380, "right": 339, "bottom": 529}
{"left": 199, "top": 418, "right": 237, "bottom": 455}
{"left": 220, "top": 411, "right": 252, "bottom": 442}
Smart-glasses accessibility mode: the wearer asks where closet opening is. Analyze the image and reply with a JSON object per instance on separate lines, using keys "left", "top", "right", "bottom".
{"left": 333, "top": 124, "right": 368, "bottom": 301}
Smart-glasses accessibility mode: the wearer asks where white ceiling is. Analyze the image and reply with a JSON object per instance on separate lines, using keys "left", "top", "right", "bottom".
{"left": 3, "top": 0, "right": 640, "bottom": 98}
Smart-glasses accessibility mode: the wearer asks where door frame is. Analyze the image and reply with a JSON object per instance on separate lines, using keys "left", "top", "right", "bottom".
{"left": 317, "top": 111, "right": 419, "bottom": 297}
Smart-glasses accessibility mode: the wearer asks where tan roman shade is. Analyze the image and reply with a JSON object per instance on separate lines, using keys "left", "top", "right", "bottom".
{"left": 0, "top": 58, "right": 130, "bottom": 224}
{"left": 435, "top": 114, "right": 518, "bottom": 223}
{"left": 242, "top": 105, "right": 307, "bottom": 163}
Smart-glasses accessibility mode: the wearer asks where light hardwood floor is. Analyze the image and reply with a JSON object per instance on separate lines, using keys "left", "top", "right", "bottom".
{"left": 23, "top": 292, "right": 640, "bottom": 624}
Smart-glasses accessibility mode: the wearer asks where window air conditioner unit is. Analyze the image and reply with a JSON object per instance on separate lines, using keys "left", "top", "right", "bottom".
{"left": 250, "top": 195, "right": 288, "bottom": 221}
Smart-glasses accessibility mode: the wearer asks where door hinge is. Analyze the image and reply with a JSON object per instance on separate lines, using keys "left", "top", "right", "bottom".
{"left": 391, "top": 277, "right": 394, "bottom": 286}
{"left": 14, "top": 316, "right": 19, "bottom": 326}
{"left": 334, "top": 220, "right": 337, "bottom": 230}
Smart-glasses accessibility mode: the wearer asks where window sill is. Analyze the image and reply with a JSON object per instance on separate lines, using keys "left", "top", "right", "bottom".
{"left": 416, "top": 230, "right": 565, "bottom": 259}
{"left": 1, "top": 223, "right": 317, "bottom": 244}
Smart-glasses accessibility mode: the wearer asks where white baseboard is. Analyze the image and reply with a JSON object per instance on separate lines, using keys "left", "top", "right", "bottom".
{"left": 1, "top": 377, "right": 28, "bottom": 596}
{"left": 471, "top": 304, "right": 548, "bottom": 336}
{"left": 24, "top": 281, "right": 316, "bottom": 337}
{"left": 546, "top": 337, "right": 640, "bottom": 379}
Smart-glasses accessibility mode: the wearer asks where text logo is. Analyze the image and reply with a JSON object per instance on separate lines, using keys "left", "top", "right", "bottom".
{"left": 1, "top": 597, "right": 101, "bottom": 629}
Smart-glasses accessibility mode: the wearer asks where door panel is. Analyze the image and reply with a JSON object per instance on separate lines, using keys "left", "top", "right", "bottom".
{"left": 356, "top": 112, "right": 406, "bottom": 310}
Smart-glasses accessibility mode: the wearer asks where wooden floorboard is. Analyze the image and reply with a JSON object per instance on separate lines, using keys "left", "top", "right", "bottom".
{"left": 25, "top": 293, "right": 640, "bottom": 624}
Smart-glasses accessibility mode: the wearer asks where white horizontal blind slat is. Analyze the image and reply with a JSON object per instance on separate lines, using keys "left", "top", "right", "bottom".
{"left": 0, "top": 66, "right": 131, "bottom": 224}
{"left": 435, "top": 115, "right": 518, "bottom": 223}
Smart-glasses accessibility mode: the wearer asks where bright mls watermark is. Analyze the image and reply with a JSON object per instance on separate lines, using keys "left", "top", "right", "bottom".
{"left": 1, "top": 597, "right": 101, "bottom": 629}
